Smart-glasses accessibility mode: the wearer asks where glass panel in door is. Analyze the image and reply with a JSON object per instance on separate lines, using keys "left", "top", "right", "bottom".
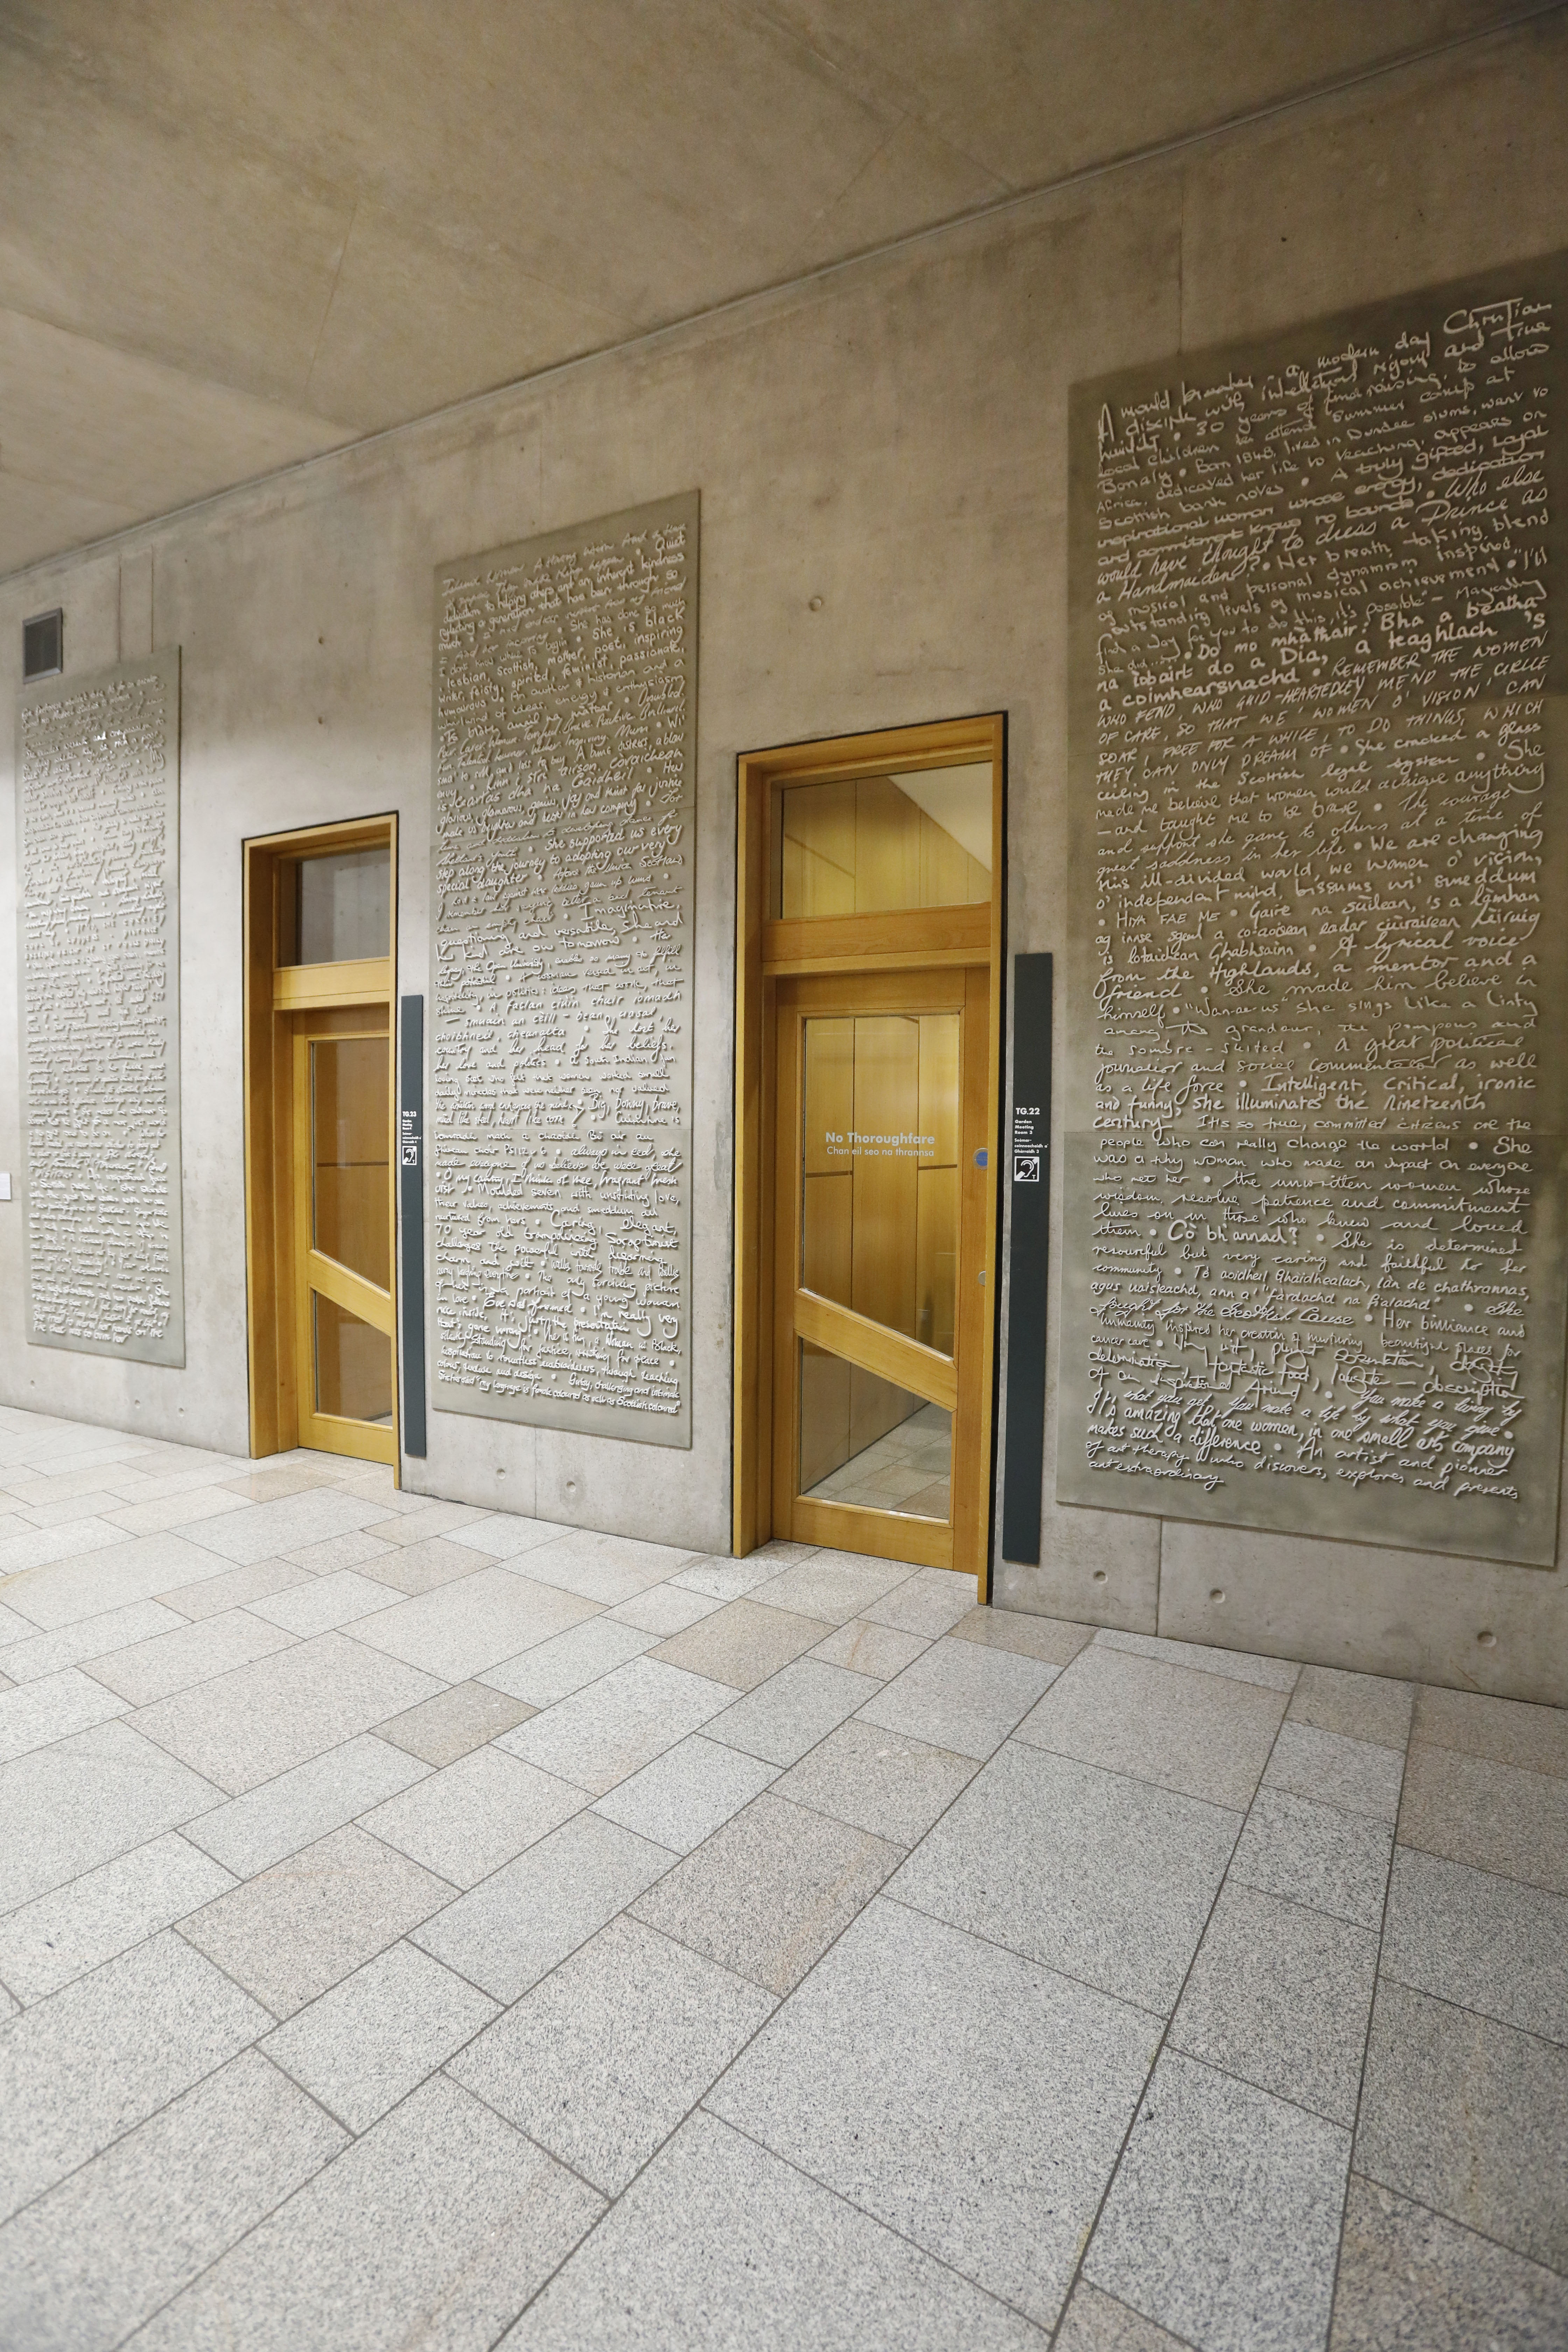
{"left": 776, "top": 765, "right": 992, "bottom": 917}
{"left": 280, "top": 845, "right": 392, "bottom": 965}
{"left": 795, "top": 1009, "right": 960, "bottom": 1517}
{"left": 312, "top": 1037, "right": 391, "bottom": 1284}
{"left": 294, "top": 1020, "right": 395, "bottom": 1460}
{"left": 315, "top": 1294, "right": 394, "bottom": 1423}
{"left": 800, "top": 1011, "right": 959, "bottom": 1350}
{"left": 799, "top": 1337, "right": 952, "bottom": 1520}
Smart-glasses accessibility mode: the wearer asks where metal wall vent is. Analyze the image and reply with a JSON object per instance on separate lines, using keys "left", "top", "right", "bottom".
{"left": 23, "top": 608, "right": 63, "bottom": 680}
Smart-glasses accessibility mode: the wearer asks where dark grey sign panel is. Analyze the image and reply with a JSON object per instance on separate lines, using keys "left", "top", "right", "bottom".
{"left": 16, "top": 650, "right": 184, "bottom": 1366}
{"left": 1002, "top": 953, "right": 1052, "bottom": 1563}
{"left": 399, "top": 993, "right": 427, "bottom": 1459}
{"left": 1058, "top": 256, "right": 1568, "bottom": 1564}
{"left": 430, "top": 493, "right": 698, "bottom": 1446}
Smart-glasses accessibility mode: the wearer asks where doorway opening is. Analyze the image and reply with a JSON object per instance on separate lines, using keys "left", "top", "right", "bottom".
{"left": 244, "top": 816, "right": 399, "bottom": 1468}
{"left": 735, "top": 719, "right": 1003, "bottom": 1594}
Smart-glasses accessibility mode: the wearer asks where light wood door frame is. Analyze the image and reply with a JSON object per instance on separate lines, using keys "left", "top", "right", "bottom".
{"left": 772, "top": 966, "right": 990, "bottom": 1573}
{"left": 734, "top": 715, "right": 1004, "bottom": 1594}
{"left": 243, "top": 813, "right": 398, "bottom": 1465}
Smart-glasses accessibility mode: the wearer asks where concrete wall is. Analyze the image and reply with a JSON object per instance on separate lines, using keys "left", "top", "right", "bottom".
{"left": 3, "top": 16, "right": 1567, "bottom": 1699}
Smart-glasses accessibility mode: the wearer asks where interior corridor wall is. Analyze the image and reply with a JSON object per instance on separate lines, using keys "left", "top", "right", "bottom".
{"left": 2, "top": 16, "right": 1567, "bottom": 1699}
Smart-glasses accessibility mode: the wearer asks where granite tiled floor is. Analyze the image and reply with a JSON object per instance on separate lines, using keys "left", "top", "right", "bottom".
{"left": 1, "top": 1407, "right": 1565, "bottom": 2350}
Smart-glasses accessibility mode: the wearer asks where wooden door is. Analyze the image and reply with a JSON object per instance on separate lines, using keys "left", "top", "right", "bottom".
{"left": 289, "top": 1008, "right": 397, "bottom": 1464}
{"left": 772, "top": 966, "right": 990, "bottom": 1573}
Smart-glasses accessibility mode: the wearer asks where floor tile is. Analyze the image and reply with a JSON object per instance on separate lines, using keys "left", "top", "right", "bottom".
{"left": 0, "top": 1598, "right": 38, "bottom": 1643}
{"left": 499, "top": 1654, "right": 735, "bottom": 1795}
{"left": 743, "top": 1549, "right": 918, "bottom": 1625}
{"left": 1287, "top": 1665, "right": 1413, "bottom": 1753}
{"left": 0, "top": 1931, "right": 271, "bottom": 2226}
{"left": 807, "top": 1616, "right": 929, "bottom": 1678}
{"left": 365, "top": 1499, "right": 487, "bottom": 1545}
{"left": 1381, "top": 1845, "right": 1568, "bottom": 2046}
{"left": 181, "top": 1487, "right": 387, "bottom": 1566}
{"left": 1329, "top": 2172, "right": 1568, "bottom": 2352}
{"left": 443, "top": 1512, "right": 574, "bottom": 1562}
{"left": 182, "top": 1731, "right": 429, "bottom": 1876}
{"left": 0, "top": 1666, "right": 128, "bottom": 1762}
{"left": 524, "top": 1527, "right": 701, "bottom": 1605}
{"left": 178, "top": 1821, "right": 454, "bottom": 2017}
{"left": 0, "top": 1599, "right": 187, "bottom": 1684}
{"left": 153, "top": 1557, "right": 313, "bottom": 1619}
{"left": 1, "top": 1468, "right": 133, "bottom": 1511}
{"left": 856, "top": 1636, "right": 1057, "bottom": 1760}
{"left": 331, "top": 1465, "right": 417, "bottom": 1508}
{"left": 1169, "top": 1879, "right": 1378, "bottom": 2124}
{"left": 132, "top": 2074, "right": 601, "bottom": 2352}
{"left": 1262, "top": 1721, "right": 1405, "bottom": 1823}
{"left": 708, "top": 1658, "right": 881, "bottom": 1767}
{"left": 863, "top": 1566, "right": 979, "bottom": 1637}
{"left": 951, "top": 1605, "right": 1096, "bottom": 1666}
{"left": 1086, "top": 2051, "right": 1350, "bottom": 2352}
{"left": 1055, "top": 2282, "right": 1194, "bottom": 2350}
{"left": 651, "top": 1596, "right": 823, "bottom": 1690}
{"left": 218, "top": 1466, "right": 344, "bottom": 1503}
{"left": 452, "top": 1914, "right": 774, "bottom": 2193}
{"left": 351, "top": 1565, "right": 599, "bottom": 1682}
{"left": 1229, "top": 1790, "right": 1394, "bottom": 1930}
{"left": 607, "top": 1582, "right": 724, "bottom": 1635}
{"left": 100, "top": 1486, "right": 254, "bottom": 1538}
{"left": 671, "top": 1552, "right": 792, "bottom": 1601}
{"left": 97, "top": 1463, "right": 246, "bottom": 1504}
{"left": 131, "top": 1630, "right": 442, "bottom": 1795}
{"left": 632, "top": 1790, "right": 901, "bottom": 1995}
{"left": 506, "top": 2107, "right": 1038, "bottom": 2351}
{"left": 0, "top": 1516, "right": 129, "bottom": 1590}
{"left": 1410, "top": 1684, "right": 1568, "bottom": 1780}
{"left": 414, "top": 1810, "right": 672, "bottom": 2001}
{"left": 347, "top": 1534, "right": 490, "bottom": 1595}
{"left": 362, "top": 1744, "right": 587, "bottom": 1887}
{"left": 773, "top": 1717, "right": 977, "bottom": 1845}
{"left": 483, "top": 1614, "right": 657, "bottom": 1706}
{"left": 1356, "top": 1979, "right": 1568, "bottom": 2271}
{"left": 245, "top": 1569, "right": 405, "bottom": 1636}
{"left": 592, "top": 1732, "right": 779, "bottom": 1854}
{"left": 889, "top": 1741, "right": 1239, "bottom": 2014}
{"left": 1017, "top": 1644, "right": 1286, "bottom": 1811}
{"left": 13, "top": 1491, "right": 128, "bottom": 1529}
{"left": 281, "top": 1528, "right": 396, "bottom": 1576}
{"left": 0, "top": 1830, "right": 235, "bottom": 2004}
{"left": 0, "top": 1720, "right": 223, "bottom": 1912}
{"left": 376, "top": 1679, "right": 535, "bottom": 1766}
{"left": 262, "top": 1940, "right": 498, "bottom": 2131}
{"left": 85, "top": 1609, "right": 295, "bottom": 1707}
{"left": 1397, "top": 1743, "right": 1568, "bottom": 1895}
{"left": 13, "top": 1490, "right": 131, "bottom": 1528}
{"left": 713, "top": 1895, "right": 1159, "bottom": 2328}
{"left": 1094, "top": 1629, "right": 1300, "bottom": 1693}
{"left": 0, "top": 2049, "right": 345, "bottom": 2352}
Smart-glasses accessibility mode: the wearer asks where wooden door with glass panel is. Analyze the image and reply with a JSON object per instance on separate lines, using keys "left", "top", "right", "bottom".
{"left": 290, "top": 1008, "right": 396, "bottom": 1463}
{"left": 773, "top": 966, "right": 990, "bottom": 1570}
{"left": 244, "top": 821, "right": 398, "bottom": 1469}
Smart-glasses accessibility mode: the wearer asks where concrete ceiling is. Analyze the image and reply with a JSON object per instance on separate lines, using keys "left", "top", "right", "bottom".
{"left": 0, "top": 0, "right": 1539, "bottom": 574}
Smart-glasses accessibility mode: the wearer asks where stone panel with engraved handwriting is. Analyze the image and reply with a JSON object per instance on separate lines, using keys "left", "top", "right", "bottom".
{"left": 16, "top": 652, "right": 184, "bottom": 1366}
{"left": 1059, "top": 263, "right": 1567, "bottom": 1563}
{"left": 430, "top": 495, "right": 698, "bottom": 1445}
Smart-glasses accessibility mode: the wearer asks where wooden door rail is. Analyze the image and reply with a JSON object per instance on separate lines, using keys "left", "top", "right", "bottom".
{"left": 307, "top": 1248, "right": 394, "bottom": 1337}
{"left": 793, "top": 1288, "right": 957, "bottom": 1412}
